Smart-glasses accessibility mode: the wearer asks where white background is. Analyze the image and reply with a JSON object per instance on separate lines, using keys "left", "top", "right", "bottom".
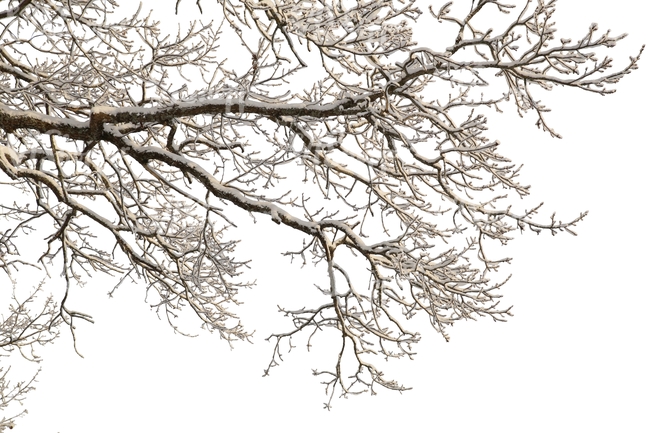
{"left": 11, "top": 0, "right": 649, "bottom": 431}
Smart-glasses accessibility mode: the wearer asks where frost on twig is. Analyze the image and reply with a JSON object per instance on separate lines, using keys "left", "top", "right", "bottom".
{"left": 0, "top": 285, "right": 60, "bottom": 428}
{"left": 0, "top": 0, "right": 642, "bottom": 412}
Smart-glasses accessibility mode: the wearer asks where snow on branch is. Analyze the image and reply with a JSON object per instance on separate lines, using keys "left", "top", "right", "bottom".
{"left": 0, "top": 0, "right": 642, "bottom": 413}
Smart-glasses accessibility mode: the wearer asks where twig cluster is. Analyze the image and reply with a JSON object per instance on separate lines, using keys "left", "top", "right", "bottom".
{"left": 0, "top": 0, "right": 642, "bottom": 412}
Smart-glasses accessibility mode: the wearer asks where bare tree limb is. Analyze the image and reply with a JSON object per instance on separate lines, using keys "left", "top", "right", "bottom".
{"left": 0, "top": 0, "right": 642, "bottom": 420}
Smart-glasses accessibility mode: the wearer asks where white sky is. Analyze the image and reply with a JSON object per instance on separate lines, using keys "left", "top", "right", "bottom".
{"left": 11, "top": 0, "right": 650, "bottom": 431}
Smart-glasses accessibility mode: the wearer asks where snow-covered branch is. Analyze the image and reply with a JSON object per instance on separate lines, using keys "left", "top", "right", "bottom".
{"left": 0, "top": 0, "right": 642, "bottom": 417}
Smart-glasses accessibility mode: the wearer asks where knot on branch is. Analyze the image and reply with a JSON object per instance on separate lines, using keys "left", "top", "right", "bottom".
{"left": 89, "top": 108, "right": 112, "bottom": 139}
